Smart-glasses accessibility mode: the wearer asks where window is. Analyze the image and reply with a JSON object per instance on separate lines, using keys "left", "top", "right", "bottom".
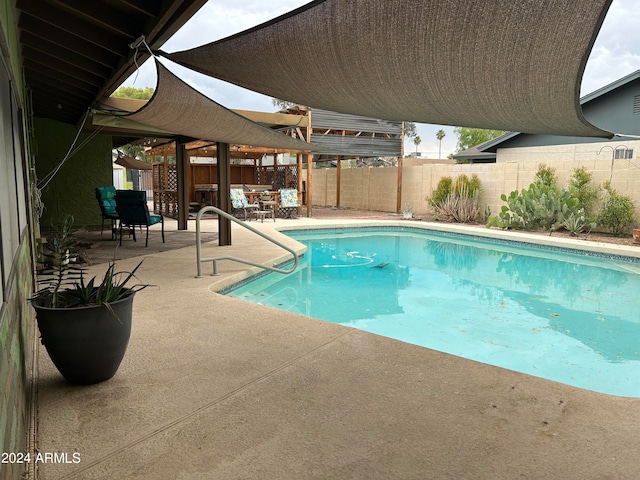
{"left": 614, "top": 148, "right": 633, "bottom": 160}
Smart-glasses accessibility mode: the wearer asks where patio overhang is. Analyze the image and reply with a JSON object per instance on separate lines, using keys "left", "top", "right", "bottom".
{"left": 16, "top": 0, "right": 208, "bottom": 126}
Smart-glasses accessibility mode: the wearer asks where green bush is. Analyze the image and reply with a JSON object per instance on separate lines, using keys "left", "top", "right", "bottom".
{"left": 533, "top": 163, "right": 557, "bottom": 188}
{"left": 428, "top": 176, "right": 453, "bottom": 208}
{"left": 568, "top": 166, "right": 600, "bottom": 218}
{"left": 452, "top": 174, "right": 482, "bottom": 198}
{"left": 597, "top": 184, "right": 636, "bottom": 236}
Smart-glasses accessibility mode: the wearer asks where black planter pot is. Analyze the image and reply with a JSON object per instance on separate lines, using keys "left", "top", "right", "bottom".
{"left": 33, "top": 291, "right": 135, "bottom": 385}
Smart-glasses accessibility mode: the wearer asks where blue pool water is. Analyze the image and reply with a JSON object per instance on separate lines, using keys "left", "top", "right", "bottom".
{"left": 227, "top": 227, "right": 640, "bottom": 397}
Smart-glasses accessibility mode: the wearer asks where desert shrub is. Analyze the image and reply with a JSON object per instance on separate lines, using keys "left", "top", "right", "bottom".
{"left": 533, "top": 163, "right": 557, "bottom": 188}
{"left": 428, "top": 176, "right": 453, "bottom": 208}
{"left": 452, "top": 174, "right": 482, "bottom": 198}
{"left": 597, "top": 183, "right": 636, "bottom": 236}
{"left": 568, "top": 166, "right": 600, "bottom": 218}
{"left": 437, "top": 193, "right": 481, "bottom": 223}
{"left": 562, "top": 209, "right": 595, "bottom": 236}
{"left": 429, "top": 174, "right": 482, "bottom": 223}
{"left": 486, "top": 183, "right": 580, "bottom": 231}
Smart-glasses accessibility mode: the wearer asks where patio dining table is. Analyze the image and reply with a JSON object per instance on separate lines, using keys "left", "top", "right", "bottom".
{"left": 245, "top": 191, "right": 281, "bottom": 217}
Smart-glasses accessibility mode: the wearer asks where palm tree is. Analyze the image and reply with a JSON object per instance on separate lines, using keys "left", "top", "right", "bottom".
{"left": 413, "top": 135, "right": 421, "bottom": 157}
{"left": 436, "top": 129, "right": 445, "bottom": 159}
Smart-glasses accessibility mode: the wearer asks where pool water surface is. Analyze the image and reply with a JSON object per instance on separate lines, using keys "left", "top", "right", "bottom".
{"left": 227, "top": 227, "right": 640, "bottom": 397}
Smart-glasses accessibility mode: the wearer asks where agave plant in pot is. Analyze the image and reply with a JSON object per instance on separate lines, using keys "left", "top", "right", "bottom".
{"left": 32, "top": 215, "right": 146, "bottom": 385}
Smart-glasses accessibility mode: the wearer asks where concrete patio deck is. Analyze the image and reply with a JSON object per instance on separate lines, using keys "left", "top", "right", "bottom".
{"left": 33, "top": 212, "right": 640, "bottom": 479}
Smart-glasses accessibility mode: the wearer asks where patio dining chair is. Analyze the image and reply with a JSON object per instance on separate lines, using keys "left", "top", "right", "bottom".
{"left": 279, "top": 189, "right": 301, "bottom": 218}
{"left": 230, "top": 188, "right": 260, "bottom": 221}
{"left": 95, "top": 186, "right": 119, "bottom": 239}
{"left": 115, "top": 190, "right": 165, "bottom": 247}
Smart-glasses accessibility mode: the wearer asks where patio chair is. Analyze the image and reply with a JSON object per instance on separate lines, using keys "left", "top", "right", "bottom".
{"left": 230, "top": 188, "right": 260, "bottom": 221}
{"left": 95, "top": 186, "right": 119, "bottom": 239}
{"left": 279, "top": 189, "right": 300, "bottom": 218}
{"left": 115, "top": 190, "right": 165, "bottom": 247}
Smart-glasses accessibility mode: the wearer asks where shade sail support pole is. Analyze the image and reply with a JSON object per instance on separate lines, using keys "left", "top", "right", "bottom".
{"left": 176, "top": 136, "right": 189, "bottom": 230}
{"left": 217, "top": 142, "right": 232, "bottom": 245}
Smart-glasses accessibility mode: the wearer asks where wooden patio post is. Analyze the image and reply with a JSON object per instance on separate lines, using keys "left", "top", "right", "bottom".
{"left": 336, "top": 155, "right": 341, "bottom": 208}
{"left": 396, "top": 156, "right": 403, "bottom": 214}
{"left": 305, "top": 109, "right": 313, "bottom": 217}
{"left": 297, "top": 151, "right": 303, "bottom": 205}
{"left": 305, "top": 153, "right": 313, "bottom": 217}
{"left": 176, "top": 137, "right": 189, "bottom": 230}
{"left": 397, "top": 122, "right": 405, "bottom": 214}
{"left": 217, "top": 142, "right": 232, "bottom": 246}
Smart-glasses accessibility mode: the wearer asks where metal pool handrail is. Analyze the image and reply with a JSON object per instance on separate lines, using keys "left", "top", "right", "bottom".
{"left": 195, "top": 206, "right": 299, "bottom": 278}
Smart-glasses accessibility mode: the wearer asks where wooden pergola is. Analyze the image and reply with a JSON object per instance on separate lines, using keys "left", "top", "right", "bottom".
{"left": 144, "top": 138, "right": 311, "bottom": 244}
{"left": 96, "top": 100, "right": 314, "bottom": 245}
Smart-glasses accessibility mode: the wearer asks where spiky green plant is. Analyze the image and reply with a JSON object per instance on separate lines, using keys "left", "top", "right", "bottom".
{"left": 32, "top": 215, "right": 147, "bottom": 308}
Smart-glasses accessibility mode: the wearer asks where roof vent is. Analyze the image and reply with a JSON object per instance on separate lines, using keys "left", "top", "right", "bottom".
{"left": 634, "top": 95, "right": 640, "bottom": 114}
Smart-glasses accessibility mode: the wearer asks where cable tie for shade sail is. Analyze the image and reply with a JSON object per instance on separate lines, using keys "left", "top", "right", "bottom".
{"left": 613, "top": 133, "right": 640, "bottom": 139}
{"left": 128, "top": 35, "right": 155, "bottom": 84}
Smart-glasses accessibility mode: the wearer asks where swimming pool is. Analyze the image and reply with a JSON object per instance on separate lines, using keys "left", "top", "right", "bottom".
{"left": 227, "top": 226, "right": 640, "bottom": 397}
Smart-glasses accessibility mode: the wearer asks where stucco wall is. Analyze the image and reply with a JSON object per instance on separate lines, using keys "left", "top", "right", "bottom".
{"left": 1, "top": 7, "right": 35, "bottom": 478}
{"left": 34, "top": 118, "right": 113, "bottom": 229}
{"left": 0, "top": 0, "right": 23, "bottom": 96}
{"left": 308, "top": 155, "right": 640, "bottom": 224}
{"left": 0, "top": 234, "right": 34, "bottom": 480}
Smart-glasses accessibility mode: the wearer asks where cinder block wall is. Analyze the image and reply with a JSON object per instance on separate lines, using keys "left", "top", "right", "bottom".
{"left": 307, "top": 156, "right": 640, "bottom": 223}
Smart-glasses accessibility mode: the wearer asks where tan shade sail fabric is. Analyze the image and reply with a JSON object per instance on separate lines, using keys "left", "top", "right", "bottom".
{"left": 115, "top": 155, "right": 153, "bottom": 170}
{"left": 165, "top": 0, "right": 613, "bottom": 138}
{"left": 125, "top": 61, "right": 318, "bottom": 151}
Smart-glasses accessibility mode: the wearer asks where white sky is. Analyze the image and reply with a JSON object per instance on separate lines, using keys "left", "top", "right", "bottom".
{"left": 124, "top": 0, "right": 640, "bottom": 158}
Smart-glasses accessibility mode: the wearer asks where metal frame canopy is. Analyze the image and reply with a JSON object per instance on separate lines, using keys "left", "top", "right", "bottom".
{"left": 163, "top": 0, "right": 614, "bottom": 138}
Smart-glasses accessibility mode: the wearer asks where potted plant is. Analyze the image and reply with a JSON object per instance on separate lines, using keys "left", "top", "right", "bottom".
{"left": 31, "top": 215, "right": 147, "bottom": 385}
{"left": 403, "top": 203, "right": 413, "bottom": 219}
{"left": 260, "top": 190, "right": 272, "bottom": 201}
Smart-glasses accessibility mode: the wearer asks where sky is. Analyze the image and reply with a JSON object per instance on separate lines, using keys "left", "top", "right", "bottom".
{"left": 124, "top": 0, "right": 640, "bottom": 159}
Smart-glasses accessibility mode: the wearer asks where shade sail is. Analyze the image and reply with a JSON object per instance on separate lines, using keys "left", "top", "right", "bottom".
{"left": 115, "top": 155, "right": 153, "bottom": 170}
{"left": 164, "top": 0, "right": 613, "bottom": 138}
{"left": 125, "top": 61, "right": 318, "bottom": 151}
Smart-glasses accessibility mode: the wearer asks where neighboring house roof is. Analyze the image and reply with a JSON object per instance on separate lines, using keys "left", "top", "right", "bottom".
{"left": 454, "top": 70, "right": 640, "bottom": 161}
{"left": 451, "top": 140, "right": 501, "bottom": 163}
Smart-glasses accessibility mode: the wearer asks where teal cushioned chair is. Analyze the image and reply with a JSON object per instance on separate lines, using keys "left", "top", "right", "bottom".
{"left": 115, "top": 190, "right": 165, "bottom": 247}
{"left": 95, "top": 186, "right": 119, "bottom": 239}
